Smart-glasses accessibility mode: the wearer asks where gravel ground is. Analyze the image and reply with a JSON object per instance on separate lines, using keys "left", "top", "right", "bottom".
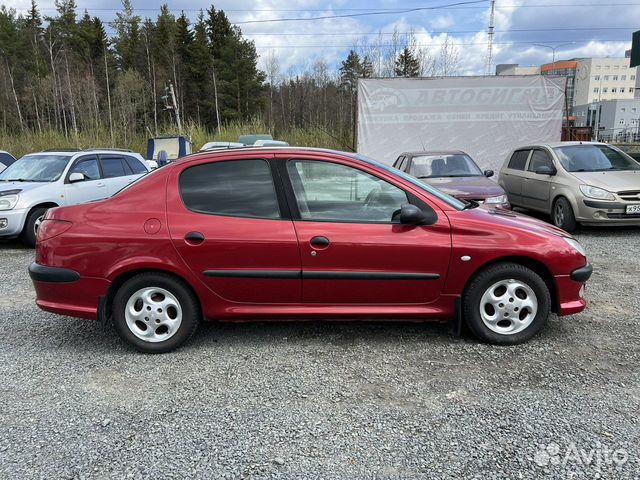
{"left": 1, "top": 227, "right": 639, "bottom": 479}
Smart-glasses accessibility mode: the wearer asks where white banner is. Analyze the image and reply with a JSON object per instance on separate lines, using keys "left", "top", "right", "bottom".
{"left": 357, "top": 76, "right": 567, "bottom": 171}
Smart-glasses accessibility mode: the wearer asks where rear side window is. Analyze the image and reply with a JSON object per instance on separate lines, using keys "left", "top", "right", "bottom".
{"left": 0, "top": 152, "right": 15, "bottom": 167}
{"left": 179, "top": 159, "right": 280, "bottom": 219}
{"left": 508, "top": 150, "right": 530, "bottom": 170}
{"left": 100, "top": 157, "right": 130, "bottom": 178}
{"left": 124, "top": 156, "right": 147, "bottom": 174}
{"left": 528, "top": 150, "right": 554, "bottom": 172}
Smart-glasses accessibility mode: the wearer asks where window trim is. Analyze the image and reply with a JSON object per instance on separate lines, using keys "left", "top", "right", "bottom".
{"left": 64, "top": 154, "right": 103, "bottom": 184}
{"left": 178, "top": 158, "right": 285, "bottom": 221}
{"left": 278, "top": 157, "right": 433, "bottom": 225}
{"left": 527, "top": 148, "right": 555, "bottom": 173}
{"left": 98, "top": 155, "right": 132, "bottom": 179}
{"left": 507, "top": 149, "right": 531, "bottom": 171}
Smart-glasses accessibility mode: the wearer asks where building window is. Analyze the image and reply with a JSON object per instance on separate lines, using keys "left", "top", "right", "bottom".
{"left": 613, "top": 75, "right": 618, "bottom": 81}
{"left": 622, "top": 75, "right": 627, "bottom": 80}
{"left": 621, "top": 88, "right": 626, "bottom": 93}
{"left": 605, "top": 65, "right": 611, "bottom": 70}
{"left": 593, "top": 87, "right": 599, "bottom": 93}
{"left": 594, "top": 75, "right": 600, "bottom": 80}
{"left": 614, "top": 65, "right": 620, "bottom": 70}
{"left": 620, "top": 119, "right": 625, "bottom": 125}
{"left": 633, "top": 108, "right": 638, "bottom": 113}
{"left": 596, "top": 65, "right": 601, "bottom": 70}
{"left": 612, "top": 88, "right": 617, "bottom": 93}
{"left": 632, "top": 75, "right": 636, "bottom": 80}
{"left": 604, "top": 75, "right": 609, "bottom": 80}
{"left": 631, "top": 88, "right": 635, "bottom": 93}
{"left": 603, "top": 87, "right": 608, "bottom": 93}
{"left": 621, "top": 107, "right": 626, "bottom": 112}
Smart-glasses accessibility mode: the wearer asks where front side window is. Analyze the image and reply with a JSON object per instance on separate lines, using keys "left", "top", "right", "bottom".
{"left": 508, "top": 150, "right": 530, "bottom": 171}
{"left": 70, "top": 156, "right": 101, "bottom": 180}
{"left": 408, "top": 153, "right": 483, "bottom": 178}
{"left": 287, "top": 160, "right": 408, "bottom": 223}
{"left": 554, "top": 145, "right": 640, "bottom": 172}
{"left": 528, "top": 150, "right": 554, "bottom": 172}
{"left": 180, "top": 159, "right": 280, "bottom": 219}
{"left": 0, "top": 154, "right": 71, "bottom": 182}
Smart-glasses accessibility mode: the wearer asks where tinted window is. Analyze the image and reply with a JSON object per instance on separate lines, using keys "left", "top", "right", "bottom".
{"left": 70, "top": 156, "right": 100, "bottom": 180}
{"left": 100, "top": 157, "right": 128, "bottom": 178}
{"left": 124, "top": 156, "right": 147, "bottom": 174}
{"left": 508, "top": 150, "right": 530, "bottom": 170}
{"left": 287, "top": 160, "right": 408, "bottom": 223}
{"left": 0, "top": 152, "right": 15, "bottom": 167}
{"left": 528, "top": 150, "right": 554, "bottom": 172}
{"left": 180, "top": 159, "right": 280, "bottom": 219}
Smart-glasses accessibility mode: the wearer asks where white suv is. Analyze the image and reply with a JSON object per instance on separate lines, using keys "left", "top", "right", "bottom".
{"left": 0, "top": 149, "right": 150, "bottom": 246}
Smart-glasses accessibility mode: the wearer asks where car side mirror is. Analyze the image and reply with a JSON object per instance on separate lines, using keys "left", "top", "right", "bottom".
{"left": 483, "top": 169, "right": 494, "bottom": 178}
{"left": 535, "top": 165, "right": 556, "bottom": 175}
{"left": 68, "top": 172, "right": 86, "bottom": 183}
{"left": 399, "top": 203, "right": 437, "bottom": 226}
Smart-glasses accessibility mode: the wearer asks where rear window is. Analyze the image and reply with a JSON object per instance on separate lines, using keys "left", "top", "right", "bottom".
{"left": 124, "top": 156, "right": 148, "bottom": 174}
{"left": 179, "top": 159, "right": 281, "bottom": 219}
{"left": 508, "top": 150, "right": 529, "bottom": 170}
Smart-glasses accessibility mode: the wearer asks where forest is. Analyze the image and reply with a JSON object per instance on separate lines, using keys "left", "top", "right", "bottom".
{"left": 0, "top": 1, "right": 461, "bottom": 155}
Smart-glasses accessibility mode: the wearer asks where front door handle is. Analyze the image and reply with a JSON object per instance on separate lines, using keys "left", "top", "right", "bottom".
{"left": 185, "top": 231, "right": 205, "bottom": 244}
{"left": 310, "top": 236, "right": 330, "bottom": 248}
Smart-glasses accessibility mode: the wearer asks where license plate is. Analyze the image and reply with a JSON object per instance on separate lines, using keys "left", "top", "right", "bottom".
{"left": 626, "top": 205, "right": 640, "bottom": 214}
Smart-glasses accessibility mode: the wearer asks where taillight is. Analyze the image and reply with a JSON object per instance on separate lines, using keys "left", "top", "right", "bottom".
{"left": 37, "top": 219, "right": 73, "bottom": 242}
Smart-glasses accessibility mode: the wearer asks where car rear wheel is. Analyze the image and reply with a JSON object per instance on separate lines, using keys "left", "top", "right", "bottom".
{"left": 462, "top": 263, "right": 551, "bottom": 345}
{"left": 20, "top": 207, "right": 48, "bottom": 248}
{"left": 552, "top": 197, "right": 577, "bottom": 232}
{"left": 112, "top": 273, "right": 201, "bottom": 353}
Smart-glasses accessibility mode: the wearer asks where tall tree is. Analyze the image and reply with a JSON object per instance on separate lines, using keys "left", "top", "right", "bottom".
{"left": 395, "top": 47, "right": 421, "bottom": 77}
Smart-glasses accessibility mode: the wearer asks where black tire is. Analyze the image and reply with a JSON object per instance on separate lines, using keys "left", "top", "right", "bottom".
{"left": 552, "top": 197, "right": 577, "bottom": 232}
{"left": 112, "top": 272, "right": 201, "bottom": 353}
{"left": 462, "top": 263, "right": 551, "bottom": 345}
{"left": 20, "top": 207, "right": 48, "bottom": 248}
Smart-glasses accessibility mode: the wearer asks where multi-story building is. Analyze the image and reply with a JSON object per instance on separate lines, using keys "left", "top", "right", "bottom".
{"left": 495, "top": 64, "right": 540, "bottom": 75}
{"left": 540, "top": 60, "right": 578, "bottom": 115}
{"left": 573, "top": 57, "right": 637, "bottom": 106}
{"left": 574, "top": 99, "right": 640, "bottom": 142}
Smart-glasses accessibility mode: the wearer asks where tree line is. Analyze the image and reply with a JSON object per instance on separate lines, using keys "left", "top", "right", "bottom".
{"left": 0, "top": 1, "right": 461, "bottom": 147}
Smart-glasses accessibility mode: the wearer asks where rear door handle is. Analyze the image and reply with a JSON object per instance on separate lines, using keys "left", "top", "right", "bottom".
{"left": 185, "top": 231, "right": 205, "bottom": 244}
{"left": 310, "top": 236, "right": 330, "bottom": 248}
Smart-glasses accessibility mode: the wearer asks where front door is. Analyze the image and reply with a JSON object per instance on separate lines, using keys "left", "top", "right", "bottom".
{"left": 281, "top": 157, "right": 451, "bottom": 304}
{"left": 63, "top": 155, "right": 109, "bottom": 205}
{"left": 522, "top": 149, "right": 554, "bottom": 212}
{"left": 167, "top": 157, "right": 301, "bottom": 303}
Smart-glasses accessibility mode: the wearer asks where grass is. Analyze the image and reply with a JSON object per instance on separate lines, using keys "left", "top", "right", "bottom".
{"left": 0, "top": 120, "right": 352, "bottom": 158}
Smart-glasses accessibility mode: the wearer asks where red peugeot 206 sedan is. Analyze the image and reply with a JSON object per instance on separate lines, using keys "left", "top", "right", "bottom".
{"left": 29, "top": 148, "right": 592, "bottom": 353}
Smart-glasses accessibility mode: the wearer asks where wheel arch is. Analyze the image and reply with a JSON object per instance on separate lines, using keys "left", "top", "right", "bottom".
{"left": 101, "top": 267, "right": 204, "bottom": 324}
{"left": 463, "top": 256, "right": 559, "bottom": 314}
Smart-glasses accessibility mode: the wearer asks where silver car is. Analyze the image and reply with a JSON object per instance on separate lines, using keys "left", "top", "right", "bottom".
{"left": 498, "top": 142, "right": 640, "bottom": 232}
{"left": 0, "top": 149, "right": 150, "bottom": 246}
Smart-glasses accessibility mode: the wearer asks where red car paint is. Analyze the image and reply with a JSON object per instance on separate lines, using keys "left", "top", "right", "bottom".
{"left": 31, "top": 148, "right": 588, "bottom": 325}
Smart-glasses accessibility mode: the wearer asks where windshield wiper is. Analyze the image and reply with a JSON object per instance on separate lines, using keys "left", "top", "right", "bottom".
{"left": 3, "top": 178, "right": 37, "bottom": 182}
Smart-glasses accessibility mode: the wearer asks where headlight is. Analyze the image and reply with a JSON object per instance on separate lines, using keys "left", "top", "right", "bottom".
{"left": 484, "top": 194, "right": 508, "bottom": 204}
{"left": 563, "top": 237, "right": 586, "bottom": 257}
{"left": 579, "top": 185, "right": 615, "bottom": 201}
{"left": 0, "top": 194, "right": 19, "bottom": 211}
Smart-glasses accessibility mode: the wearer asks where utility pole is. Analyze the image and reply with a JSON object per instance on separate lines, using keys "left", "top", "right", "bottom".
{"left": 484, "top": 0, "right": 496, "bottom": 75}
{"left": 163, "top": 82, "right": 182, "bottom": 134}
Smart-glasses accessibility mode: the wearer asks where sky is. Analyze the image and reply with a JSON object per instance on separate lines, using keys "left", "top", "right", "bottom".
{"left": 8, "top": 0, "right": 639, "bottom": 76}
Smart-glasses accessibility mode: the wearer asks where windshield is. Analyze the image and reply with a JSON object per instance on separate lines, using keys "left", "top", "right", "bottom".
{"left": 0, "top": 154, "right": 71, "bottom": 182}
{"left": 554, "top": 145, "right": 640, "bottom": 172}
{"left": 409, "top": 153, "right": 483, "bottom": 178}
{"left": 356, "top": 154, "right": 466, "bottom": 210}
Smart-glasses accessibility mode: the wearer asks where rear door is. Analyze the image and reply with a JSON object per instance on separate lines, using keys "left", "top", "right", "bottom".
{"left": 63, "top": 155, "right": 109, "bottom": 204}
{"left": 521, "top": 149, "right": 554, "bottom": 213}
{"left": 99, "top": 155, "right": 137, "bottom": 195}
{"left": 167, "top": 156, "right": 301, "bottom": 303}
{"left": 279, "top": 154, "right": 451, "bottom": 304}
{"left": 500, "top": 149, "right": 530, "bottom": 206}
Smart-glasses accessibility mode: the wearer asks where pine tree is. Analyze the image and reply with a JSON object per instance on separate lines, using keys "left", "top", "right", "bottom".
{"left": 339, "top": 50, "right": 363, "bottom": 95}
{"left": 110, "top": 0, "right": 141, "bottom": 71}
{"left": 395, "top": 47, "right": 421, "bottom": 78}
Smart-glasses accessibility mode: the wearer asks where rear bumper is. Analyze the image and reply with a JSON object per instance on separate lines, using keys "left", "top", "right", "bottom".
{"left": 29, "top": 262, "right": 110, "bottom": 320}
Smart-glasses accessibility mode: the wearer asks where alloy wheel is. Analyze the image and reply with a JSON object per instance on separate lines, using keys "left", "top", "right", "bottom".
{"left": 124, "top": 287, "right": 183, "bottom": 343}
{"left": 479, "top": 279, "right": 538, "bottom": 335}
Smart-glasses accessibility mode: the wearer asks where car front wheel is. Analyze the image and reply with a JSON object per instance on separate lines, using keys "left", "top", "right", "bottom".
{"left": 552, "top": 197, "right": 577, "bottom": 232}
{"left": 462, "top": 263, "right": 551, "bottom": 345}
{"left": 112, "top": 272, "right": 201, "bottom": 353}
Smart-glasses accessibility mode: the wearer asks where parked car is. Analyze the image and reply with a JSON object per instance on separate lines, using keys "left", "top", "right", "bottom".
{"left": 0, "top": 150, "right": 16, "bottom": 173}
{"left": 498, "top": 142, "right": 640, "bottom": 232}
{"left": 29, "top": 147, "right": 591, "bottom": 353}
{"left": 0, "top": 149, "right": 150, "bottom": 246}
{"left": 393, "top": 151, "right": 510, "bottom": 208}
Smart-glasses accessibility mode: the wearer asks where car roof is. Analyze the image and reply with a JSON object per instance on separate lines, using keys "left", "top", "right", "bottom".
{"left": 513, "top": 141, "right": 610, "bottom": 150}
{"left": 185, "top": 146, "right": 359, "bottom": 161}
{"left": 29, "top": 149, "right": 142, "bottom": 157}
{"left": 399, "top": 150, "right": 466, "bottom": 157}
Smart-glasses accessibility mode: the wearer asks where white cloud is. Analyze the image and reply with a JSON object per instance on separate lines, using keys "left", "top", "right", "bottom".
{"left": 429, "top": 15, "right": 454, "bottom": 30}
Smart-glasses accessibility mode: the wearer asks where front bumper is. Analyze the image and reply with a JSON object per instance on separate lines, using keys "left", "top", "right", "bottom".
{"left": 28, "top": 262, "right": 110, "bottom": 320}
{"left": 554, "top": 263, "right": 593, "bottom": 316}
{"left": 576, "top": 199, "right": 640, "bottom": 225}
{"left": 0, "top": 208, "right": 28, "bottom": 238}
